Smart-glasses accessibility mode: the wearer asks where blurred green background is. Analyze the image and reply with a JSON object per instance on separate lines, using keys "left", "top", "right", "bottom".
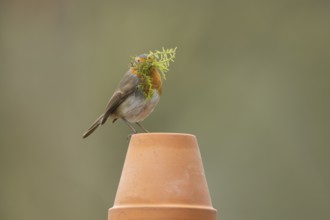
{"left": 1, "top": 0, "right": 330, "bottom": 220}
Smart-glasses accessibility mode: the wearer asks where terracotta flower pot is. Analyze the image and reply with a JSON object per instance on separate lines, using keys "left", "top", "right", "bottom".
{"left": 108, "top": 133, "right": 217, "bottom": 220}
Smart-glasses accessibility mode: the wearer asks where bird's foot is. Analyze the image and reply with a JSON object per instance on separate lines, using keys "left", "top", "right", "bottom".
{"left": 126, "top": 131, "right": 138, "bottom": 141}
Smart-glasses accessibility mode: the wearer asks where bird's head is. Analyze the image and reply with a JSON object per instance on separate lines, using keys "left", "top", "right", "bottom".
{"left": 133, "top": 54, "right": 156, "bottom": 66}
{"left": 130, "top": 54, "right": 156, "bottom": 75}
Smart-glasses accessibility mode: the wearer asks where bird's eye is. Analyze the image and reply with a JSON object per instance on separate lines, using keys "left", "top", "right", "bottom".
{"left": 147, "top": 56, "right": 154, "bottom": 62}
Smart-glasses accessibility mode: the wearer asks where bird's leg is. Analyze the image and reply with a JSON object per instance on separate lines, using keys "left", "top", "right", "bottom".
{"left": 136, "top": 122, "right": 149, "bottom": 133}
{"left": 123, "top": 119, "right": 137, "bottom": 134}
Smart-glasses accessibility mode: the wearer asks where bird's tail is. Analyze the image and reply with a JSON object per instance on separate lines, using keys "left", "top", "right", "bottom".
{"left": 82, "top": 114, "right": 104, "bottom": 138}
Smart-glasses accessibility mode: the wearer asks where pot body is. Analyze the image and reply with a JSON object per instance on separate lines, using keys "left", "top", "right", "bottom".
{"left": 108, "top": 133, "right": 217, "bottom": 220}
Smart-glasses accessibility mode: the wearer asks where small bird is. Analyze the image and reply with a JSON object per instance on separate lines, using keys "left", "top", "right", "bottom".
{"left": 82, "top": 54, "right": 163, "bottom": 138}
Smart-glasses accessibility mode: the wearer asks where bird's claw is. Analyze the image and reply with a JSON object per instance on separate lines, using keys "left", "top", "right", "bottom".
{"left": 126, "top": 131, "right": 138, "bottom": 141}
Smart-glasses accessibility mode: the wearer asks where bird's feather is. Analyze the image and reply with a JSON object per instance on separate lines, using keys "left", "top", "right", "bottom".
{"left": 101, "top": 71, "right": 139, "bottom": 124}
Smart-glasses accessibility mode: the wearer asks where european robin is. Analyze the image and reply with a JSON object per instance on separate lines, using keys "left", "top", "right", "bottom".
{"left": 82, "top": 49, "right": 175, "bottom": 138}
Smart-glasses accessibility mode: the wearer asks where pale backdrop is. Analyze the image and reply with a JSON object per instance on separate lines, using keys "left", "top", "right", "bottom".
{"left": 1, "top": 1, "right": 329, "bottom": 220}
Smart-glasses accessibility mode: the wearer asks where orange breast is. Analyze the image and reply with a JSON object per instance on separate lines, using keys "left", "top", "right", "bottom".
{"left": 151, "top": 68, "right": 162, "bottom": 95}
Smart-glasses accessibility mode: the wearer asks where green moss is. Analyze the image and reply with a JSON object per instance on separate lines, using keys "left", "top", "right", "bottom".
{"left": 132, "top": 47, "right": 177, "bottom": 99}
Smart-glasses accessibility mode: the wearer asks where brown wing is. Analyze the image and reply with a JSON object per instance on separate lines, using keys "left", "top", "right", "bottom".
{"left": 100, "top": 70, "right": 139, "bottom": 124}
